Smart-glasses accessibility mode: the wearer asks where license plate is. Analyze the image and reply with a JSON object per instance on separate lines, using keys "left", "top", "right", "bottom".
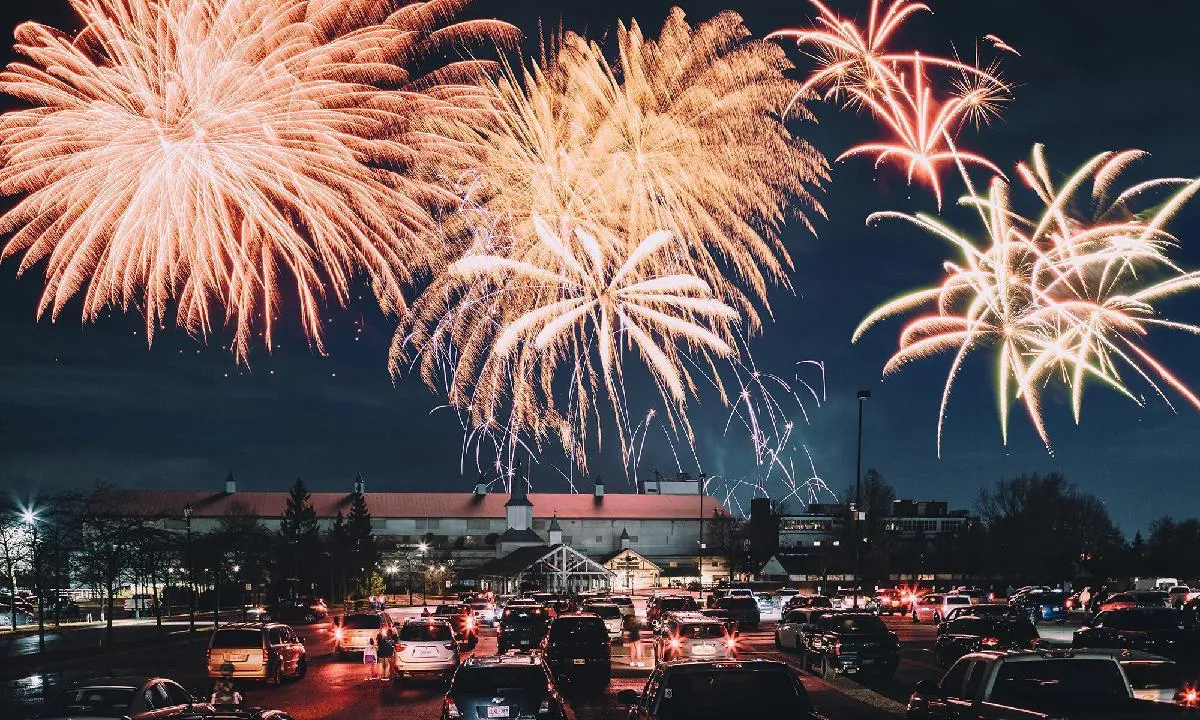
{"left": 519, "top": 640, "right": 530, "bottom": 646}
{"left": 414, "top": 647, "right": 438, "bottom": 658}
{"left": 692, "top": 645, "right": 715, "bottom": 655}
{"left": 572, "top": 658, "right": 586, "bottom": 665}
{"left": 487, "top": 706, "right": 510, "bottom": 718}
{"left": 226, "top": 654, "right": 248, "bottom": 662}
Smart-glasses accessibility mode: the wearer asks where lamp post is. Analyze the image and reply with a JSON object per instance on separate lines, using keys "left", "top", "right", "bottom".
{"left": 183, "top": 503, "right": 194, "bottom": 632}
{"left": 697, "top": 473, "right": 704, "bottom": 603}
{"left": 853, "top": 389, "right": 871, "bottom": 609}
{"left": 408, "top": 543, "right": 427, "bottom": 607}
{"left": 22, "top": 508, "right": 43, "bottom": 654}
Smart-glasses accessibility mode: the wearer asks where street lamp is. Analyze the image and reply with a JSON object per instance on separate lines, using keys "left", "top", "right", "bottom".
{"left": 853, "top": 389, "right": 871, "bottom": 609}
{"left": 183, "top": 503, "right": 194, "bottom": 632}
{"left": 22, "top": 508, "right": 44, "bottom": 654}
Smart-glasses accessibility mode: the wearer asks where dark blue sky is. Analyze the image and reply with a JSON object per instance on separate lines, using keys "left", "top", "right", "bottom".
{"left": 1, "top": 0, "right": 1198, "bottom": 534}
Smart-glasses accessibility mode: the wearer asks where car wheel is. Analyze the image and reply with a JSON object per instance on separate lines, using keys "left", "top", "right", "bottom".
{"left": 821, "top": 656, "right": 835, "bottom": 681}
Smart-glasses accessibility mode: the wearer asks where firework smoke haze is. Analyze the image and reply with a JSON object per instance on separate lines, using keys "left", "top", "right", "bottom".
{"left": 0, "top": 0, "right": 517, "bottom": 361}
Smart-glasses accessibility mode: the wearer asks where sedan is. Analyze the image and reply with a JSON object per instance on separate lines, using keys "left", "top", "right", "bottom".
{"left": 442, "top": 654, "right": 570, "bottom": 720}
{"left": 40, "top": 676, "right": 212, "bottom": 720}
{"left": 933, "top": 616, "right": 1038, "bottom": 667}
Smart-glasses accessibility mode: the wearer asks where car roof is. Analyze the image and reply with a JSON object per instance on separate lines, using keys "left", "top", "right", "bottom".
{"left": 1083, "top": 648, "right": 1174, "bottom": 663}
{"left": 403, "top": 617, "right": 452, "bottom": 625}
{"left": 217, "top": 623, "right": 276, "bottom": 630}
{"left": 658, "top": 659, "right": 793, "bottom": 673}
{"left": 462, "top": 653, "right": 545, "bottom": 668}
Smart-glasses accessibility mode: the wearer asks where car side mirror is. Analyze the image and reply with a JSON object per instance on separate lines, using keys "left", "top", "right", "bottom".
{"left": 915, "top": 680, "right": 940, "bottom": 696}
{"left": 617, "top": 689, "right": 640, "bottom": 705}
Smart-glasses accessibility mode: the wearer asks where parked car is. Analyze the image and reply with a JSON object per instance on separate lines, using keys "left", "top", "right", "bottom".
{"left": 754, "top": 593, "right": 774, "bottom": 613}
{"left": 800, "top": 612, "right": 900, "bottom": 681}
{"left": 1084, "top": 649, "right": 1188, "bottom": 704}
{"left": 1073, "top": 607, "right": 1200, "bottom": 665}
{"left": 913, "top": 593, "right": 973, "bottom": 624}
{"left": 393, "top": 618, "right": 460, "bottom": 684}
{"left": 441, "top": 653, "right": 568, "bottom": 720}
{"left": 617, "top": 659, "right": 815, "bottom": 719}
{"left": 608, "top": 595, "right": 637, "bottom": 627}
{"left": 905, "top": 649, "right": 1194, "bottom": 719}
{"left": 715, "top": 596, "right": 760, "bottom": 630}
{"left": 1010, "top": 590, "right": 1068, "bottom": 624}
{"left": 265, "top": 598, "right": 327, "bottom": 625}
{"left": 469, "top": 601, "right": 497, "bottom": 627}
{"left": 541, "top": 613, "right": 612, "bottom": 687}
{"left": 1168, "top": 586, "right": 1192, "bottom": 609}
{"left": 933, "top": 616, "right": 1039, "bottom": 667}
{"left": 774, "top": 608, "right": 832, "bottom": 651}
{"left": 774, "top": 589, "right": 800, "bottom": 607}
{"left": 947, "top": 588, "right": 989, "bottom": 605}
{"left": 654, "top": 613, "right": 736, "bottom": 662}
{"left": 432, "top": 604, "right": 479, "bottom": 650}
{"left": 497, "top": 604, "right": 550, "bottom": 653}
{"left": 334, "top": 612, "right": 393, "bottom": 658}
{"left": 1099, "top": 591, "right": 1172, "bottom": 613}
{"left": 39, "top": 676, "right": 213, "bottom": 720}
{"left": 646, "top": 594, "right": 700, "bottom": 630}
{"left": 207, "top": 623, "right": 307, "bottom": 683}
{"left": 944, "top": 603, "right": 1017, "bottom": 622}
{"left": 697, "top": 608, "right": 740, "bottom": 636}
{"left": 581, "top": 602, "right": 624, "bottom": 643}
{"left": 875, "top": 588, "right": 909, "bottom": 616}
{"left": 783, "top": 595, "right": 833, "bottom": 613}
{"left": 0, "top": 608, "right": 34, "bottom": 627}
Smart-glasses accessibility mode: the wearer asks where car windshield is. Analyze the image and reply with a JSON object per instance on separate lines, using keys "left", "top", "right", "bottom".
{"left": 586, "top": 605, "right": 622, "bottom": 619}
{"left": 1122, "top": 661, "right": 1182, "bottom": 690}
{"left": 678, "top": 623, "right": 727, "bottom": 639}
{"left": 452, "top": 666, "right": 546, "bottom": 695}
{"left": 550, "top": 618, "right": 607, "bottom": 642}
{"left": 655, "top": 670, "right": 804, "bottom": 718}
{"left": 400, "top": 623, "right": 453, "bottom": 641}
{"left": 435, "top": 605, "right": 465, "bottom": 615}
{"left": 820, "top": 615, "right": 887, "bottom": 633}
{"left": 946, "top": 597, "right": 971, "bottom": 605}
{"left": 720, "top": 598, "right": 757, "bottom": 610}
{"left": 503, "top": 609, "right": 546, "bottom": 624}
{"left": 659, "top": 598, "right": 699, "bottom": 612}
{"left": 609, "top": 597, "right": 633, "bottom": 606}
{"left": 1106, "top": 610, "right": 1193, "bottom": 631}
{"left": 342, "top": 615, "right": 381, "bottom": 629}
{"left": 48, "top": 687, "right": 137, "bottom": 715}
{"left": 989, "top": 659, "right": 1129, "bottom": 707}
{"left": 211, "top": 629, "right": 262, "bottom": 648}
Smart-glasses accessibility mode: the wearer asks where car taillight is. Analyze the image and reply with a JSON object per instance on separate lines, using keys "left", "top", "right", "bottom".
{"left": 334, "top": 627, "right": 343, "bottom": 641}
{"left": 538, "top": 699, "right": 553, "bottom": 714}
{"left": 1177, "top": 688, "right": 1199, "bottom": 706}
{"left": 980, "top": 637, "right": 1000, "bottom": 647}
{"left": 726, "top": 637, "right": 737, "bottom": 650}
{"left": 670, "top": 637, "right": 681, "bottom": 649}
{"left": 396, "top": 644, "right": 406, "bottom": 652}
{"left": 444, "top": 643, "right": 455, "bottom": 650}
{"left": 466, "top": 617, "right": 475, "bottom": 630}
{"left": 832, "top": 641, "right": 841, "bottom": 655}
{"left": 444, "top": 699, "right": 462, "bottom": 719}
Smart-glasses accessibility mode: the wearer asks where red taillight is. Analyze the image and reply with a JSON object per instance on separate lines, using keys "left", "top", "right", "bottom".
{"left": 1178, "top": 688, "right": 1199, "bottom": 706}
{"left": 396, "top": 644, "right": 406, "bottom": 652}
{"left": 725, "top": 637, "right": 737, "bottom": 650}
{"left": 980, "top": 636, "right": 1000, "bottom": 647}
{"left": 334, "top": 627, "right": 343, "bottom": 641}
{"left": 466, "top": 617, "right": 475, "bottom": 630}
{"left": 832, "top": 641, "right": 841, "bottom": 655}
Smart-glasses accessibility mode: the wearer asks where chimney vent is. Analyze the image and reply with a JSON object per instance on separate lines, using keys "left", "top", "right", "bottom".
{"left": 593, "top": 475, "right": 605, "bottom": 499}
{"left": 224, "top": 471, "right": 236, "bottom": 494}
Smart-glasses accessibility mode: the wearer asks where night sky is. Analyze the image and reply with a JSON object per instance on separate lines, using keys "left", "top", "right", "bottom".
{"left": 1, "top": 0, "right": 1198, "bottom": 534}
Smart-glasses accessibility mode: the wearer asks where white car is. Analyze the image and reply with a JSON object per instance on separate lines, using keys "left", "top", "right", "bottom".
{"left": 608, "top": 595, "right": 637, "bottom": 626}
{"left": 393, "top": 618, "right": 460, "bottom": 682}
{"left": 335, "top": 612, "right": 393, "bottom": 657}
{"left": 654, "top": 614, "right": 736, "bottom": 663}
{"left": 582, "top": 602, "right": 624, "bottom": 642}
{"left": 469, "top": 601, "right": 497, "bottom": 626}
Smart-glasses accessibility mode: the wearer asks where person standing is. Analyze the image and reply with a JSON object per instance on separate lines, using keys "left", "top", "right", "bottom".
{"left": 376, "top": 627, "right": 395, "bottom": 680}
{"left": 363, "top": 638, "right": 378, "bottom": 680}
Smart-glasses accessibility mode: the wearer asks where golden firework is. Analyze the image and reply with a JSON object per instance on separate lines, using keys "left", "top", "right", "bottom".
{"left": 855, "top": 144, "right": 1200, "bottom": 453}
{"left": 0, "top": 0, "right": 517, "bottom": 359}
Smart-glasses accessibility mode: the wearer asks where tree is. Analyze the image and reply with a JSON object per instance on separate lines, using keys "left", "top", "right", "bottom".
{"left": 841, "top": 468, "right": 897, "bottom": 587}
{"left": 977, "top": 472, "right": 1124, "bottom": 585}
{"left": 0, "top": 511, "right": 30, "bottom": 631}
{"left": 77, "top": 487, "right": 147, "bottom": 645}
{"left": 326, "top": 511, "right": 351, "bottom": 601}
{"left": 36, "top": 492, "right": 85, "bottom": 627}
{"left": 346, "top": 492, "right": 377, "bottom": 597}
{"left": 1145, "top": 517, "right": 1200, "bottom": 581}
{"left": 277, "top": 478, "right": 320, "bottom": 598}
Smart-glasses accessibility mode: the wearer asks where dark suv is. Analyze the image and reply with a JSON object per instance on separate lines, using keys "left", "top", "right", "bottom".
{"left": 542, "top": 613, "right": 612, "bottom": 687}
{"left": 497, "top": 605, "right": 550, "bottom": 653}
{"left": 933, "top": 615, "right": 1039, "bottom": 667}
{"left": 800, "top": 612, "right": 899, "bottom": 681}
{"left": 618, "top": 659, "right": 814, "bottom": 719}
{"left": 716, "top": 596, "right": 761, "bottom": 630}
{"left": 441, "top": 654, "right": 567, "bottom": 720}
{"left": 646, "top": 595, "right": 700, "bottom": 630}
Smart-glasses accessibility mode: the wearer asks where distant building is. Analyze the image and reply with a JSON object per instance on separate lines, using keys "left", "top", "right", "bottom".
{"left": 636, "top": 470, "right": 706, "bottom": 495}
{"left": 776, "top": 499, "right": 978, "bottom": 549}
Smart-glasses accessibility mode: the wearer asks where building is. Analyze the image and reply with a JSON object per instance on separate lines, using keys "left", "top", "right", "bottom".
{"left": 636, "top": 470, "right": 706, "bottom": 496}
{"left": 777, "top": 503, "right": 845, "bottom": 549}
{"left": 776, "top": 499, "right": 978, "bottom": 549}
{"left": 99, "top": 474, "right": 729, "bottom": 587}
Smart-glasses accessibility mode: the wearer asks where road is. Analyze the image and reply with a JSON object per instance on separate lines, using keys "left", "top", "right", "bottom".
{"left": 4, "top": 606, "right": 969, "bottom": 719}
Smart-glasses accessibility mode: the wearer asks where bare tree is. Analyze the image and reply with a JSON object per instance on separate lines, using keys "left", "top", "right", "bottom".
{"left": 77, "top": 486, "right": 146, "bottom": 645}
{"left": 0, "top": 511, "right": 31, "bottom": 631}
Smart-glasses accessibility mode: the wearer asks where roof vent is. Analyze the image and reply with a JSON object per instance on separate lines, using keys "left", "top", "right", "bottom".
{"left": 224, "top": 471, "right": 236, "bottom": 495}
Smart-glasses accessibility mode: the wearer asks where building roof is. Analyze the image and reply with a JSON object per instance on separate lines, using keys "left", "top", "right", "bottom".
{"left": 94, "top": 490, "right": 729, "bottom": 521}
{"left": 480, "top": 545, "right": 556, "bottom": 576}
{"left": 498, "top": 528, "right": 544, "bottom": 544}
{"left": 548, "top": 515, "right": 561, "bottom": 532}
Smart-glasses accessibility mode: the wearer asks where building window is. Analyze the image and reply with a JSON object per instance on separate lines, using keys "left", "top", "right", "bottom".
{"left": 415, "top": 518, "right": 441, "bottom": 530}
{"left": 595, "top": 535, "right": 604, "bottom": 543}
{"left": 467, "top": 519, "right": 490, "bottom": 532}
{"left": 371, "top": 518, "right": 385, "bottom": 530}
{"left": 627, "top": 535, "right": 639, "bottom": 543}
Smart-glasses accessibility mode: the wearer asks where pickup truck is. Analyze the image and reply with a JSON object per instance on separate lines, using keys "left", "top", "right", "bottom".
{"left": 906, "top": 649, "right": 1193, "bottom": 719}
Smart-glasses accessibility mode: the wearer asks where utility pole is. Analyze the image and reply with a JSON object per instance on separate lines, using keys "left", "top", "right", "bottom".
{"left": 23, "top": 508, "right": 43, "bottom": 654}
{"left": 853, "top": 390, "right": 871, "bottom": 609}
{"left": 697, "top": 472, "right": 704, "bottom": 604}
{"left": 184, "top": 503, "right": 194, "bottom": 633}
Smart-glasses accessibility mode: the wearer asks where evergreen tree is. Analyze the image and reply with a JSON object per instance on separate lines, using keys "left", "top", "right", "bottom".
{"left": 326, "top": 511, "right": 351, "bottom": 601}
{"left": 277, "top": 478, "right": 320, "bottom": 597}
{"left": 346, "top": 492, "right": 377, "bottom": 596}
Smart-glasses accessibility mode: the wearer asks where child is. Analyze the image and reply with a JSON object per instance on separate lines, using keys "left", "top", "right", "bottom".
{"left": 363, "top": 637, "right": 378, "bottom": 680}
{"left": 211, "top": 663, "right": 244, "bottom": 706}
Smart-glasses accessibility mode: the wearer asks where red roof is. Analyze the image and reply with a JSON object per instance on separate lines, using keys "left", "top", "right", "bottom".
{"left": 94, "top": 490, "right": 729, "bottom": 521}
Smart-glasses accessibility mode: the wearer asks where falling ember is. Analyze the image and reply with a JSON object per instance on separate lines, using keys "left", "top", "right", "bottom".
{"left": 854, "top": 144, "right": 1200, "bottom": 454}
{"left": 0, "top": 0, "right": 517, "bottom": 361}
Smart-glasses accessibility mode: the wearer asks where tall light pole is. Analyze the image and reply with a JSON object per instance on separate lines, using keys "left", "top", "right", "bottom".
{"left": 853, "top": 389, "right": 871, "bottom": 609}
{"left": 183, "top": 503, "right": 194, "bottom": 633}
{"left": 409, "top": 543, "right": 427, "bottom": 607}
{"left": 697, "top": 472, "right": 704, "bottom": 603}
{"left": 22, "top": 508, "right": 43, "bottom": 654}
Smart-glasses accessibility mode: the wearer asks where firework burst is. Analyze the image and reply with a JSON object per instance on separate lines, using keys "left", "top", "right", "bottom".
{"left": 772, "top": 0, "right": 1010, "bottom": 205}
{"left": 0, "top": 0, "right": 516, "bottom": 360}
{"left": 854, "top": 144, "right": 1200, "bottom": 453}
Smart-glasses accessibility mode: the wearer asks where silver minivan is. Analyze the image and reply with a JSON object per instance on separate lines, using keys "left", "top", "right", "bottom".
{"left": 335, "top": 612, "right": 392, "bottom": 657}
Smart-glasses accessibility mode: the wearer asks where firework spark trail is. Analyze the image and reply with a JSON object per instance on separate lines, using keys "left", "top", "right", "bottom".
{"left": 397, "top": 8, "right": 827, "bottom": 471}
{"left": 0, "top": 0, "right": 518, "bottom": 361}
{"left": 854, "top": 144, "right": 1200, "bottom": 454}
{"left": 772, "top": 0, "right": 1010, "bottom": 205}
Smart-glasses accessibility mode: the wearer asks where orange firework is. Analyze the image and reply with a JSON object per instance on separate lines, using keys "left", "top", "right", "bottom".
{"left": 855, "top": 145, "right": 1200, "bottom": 453}
{"left": 772, "top": 0, "right": 1010, "bottom": 204}
{"left": 0, "top": 0, "right": 516, "bottom": 360}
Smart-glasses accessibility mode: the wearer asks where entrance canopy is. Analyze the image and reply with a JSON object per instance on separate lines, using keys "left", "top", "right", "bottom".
{"left": 481, "top": 544, "right": 614, "bottom": 593}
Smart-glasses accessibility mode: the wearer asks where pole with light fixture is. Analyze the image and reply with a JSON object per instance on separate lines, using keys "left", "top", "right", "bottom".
{"left": 853, "top": 389, "right": 871, "bottom": 609}
{"left": 183, "top": 503, "right": 194, "bottom": 632}
{"left": 22, "top": 508, "right": 44, "bottom": 654}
